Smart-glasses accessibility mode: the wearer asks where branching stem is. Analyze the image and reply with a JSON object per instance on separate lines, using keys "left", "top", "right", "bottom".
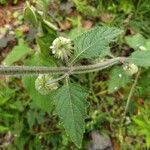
{"left": 0, "top": 57, "right": 127, "bottom": 76}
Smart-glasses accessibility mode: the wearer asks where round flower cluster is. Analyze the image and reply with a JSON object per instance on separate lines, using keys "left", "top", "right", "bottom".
{"left": 35, "top": 74, "right": 58, "bottom": 95}
{"left": 123, "top": 63, "right": 138, "bottom": 75}
{"left": 50, "top": 37, "right": 73, "bottom": 60}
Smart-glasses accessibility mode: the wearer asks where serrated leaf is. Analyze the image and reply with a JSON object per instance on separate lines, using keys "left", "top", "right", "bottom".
{"left": 108, "top": 67, "right": 131, "bottom": 93}
{"left": 129, "top": 51, "right": 150, "bottom": 67}
{"left": 53, "top": 82, "right": 88, "bottom": 148}
{"left": 125, "top": 33, "right": 145, "bottom": 50}
{"left": 3, "top": 39, "right": 31, "bottom": 65}
{"left": 72, "top": 26, "right": 122, "bottom": 63}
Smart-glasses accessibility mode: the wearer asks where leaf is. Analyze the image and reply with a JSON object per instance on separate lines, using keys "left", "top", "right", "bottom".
{"left": 22, "top": 54, "right": 55, "bottom": 113}
{"left": 0, "top": 125, "right": 9, "bottom": 132}
{"left": 145, "top": 39, "right": 150, "bottom": 50}
{"left": 108, "top": 67, "right": 131, "bottom": 93}
{"left": 0, "top": 87, "right": 15, "bottom": 106}
{"left": 27, "top": 110, "right": 36, "bottom": 129}
{"left": 53, "top": 82, "right": 88, "bottom": 148}
{"left": 14, "top": 136, "right": 28, "bottom": 150}
{"left": 36, "top": 34, "right": 56, "bottom": 58}
{"left": 36, "top": 29, "right": 57, "bottom": 65}
{"left": 3, "top": 39, "right": 31, "bottom": 65}
{"left": 67, "top": 27, "right": 86, "bottom": 40}
{"left": 22, "top": 77, "right": 54, "bottom": 113}
{"left": 138, "top": 69, "right": 150, "bottom": 96}
{"left": 24, "top": 2, "right": 38, "bottom": 27}
{"left": 133, "top": 118, "right": 147, "bottom": 128}
{"left": 36, "top": 0, "right": 51, "bottom": 13}
{"left": 43, "top": 19, "right": 58, "bottom": 31}
{"left": 129, "top": 51, "right": 150, "bottom": 67}
{"left": 72, "top": 26, "right": 122, "bottom": 63}
{"left": 125, "top": 33, "right": 146, "bottom": 50}
{"left": 146, "top": 135, "right": 150, "bottom": 148}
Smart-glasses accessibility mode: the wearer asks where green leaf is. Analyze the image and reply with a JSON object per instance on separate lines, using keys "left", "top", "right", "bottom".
{"left": 67, "top": 27, "right": 86, "bottom": 40}
{"left": 129, "top": 51, "right": 150, "bottom": 67}
{"left": 125, "top": 33, "right": 146, "bottom": 50}
{"left": 108, "top": 67, "right": 131, "bottom": 93}
{"left": 43, "top": 19, "right": 58, "bottom": 31}
{"left": 22, "top": 54, "right": 55, "bottom": 113}
{"left": 3, "top": 39, "right": 31, "bottom": 65}
{"left": 133, "top": 118, "right": 147, "bottom": 128}
{"left": 53, "top": 82, "right": 88, "bottom": 148}
{"left": 145, "top": 39, "right": 150, "bottom": 50}
{"left": 37, "top": 34, "right": 56, "bottom": 57}
{"left": 36, "top": 0, "right": 51, "bottom": 13}
{"left": 138, "top": 69, "right": 150, "bottom": 96}
{"left": 0, "top": 87, "right": 15, "bottom": 106}
{"left": 14, "top": 136, "right": 28, "bottom": 150}
{"left": 27, "top": 110, "right": 36, "bottom": 129}
{"left": 146, "top": 135, "right": 150, "bottom": 148}
{"left": 24, "top": 2, "right": 38, "bottom": 27}
{"left": 22, "top": 77, "right": 53, "bottom": 113}
{"left": 72, "top": 26, "right": 122, "bottom": 63}
{"left": 36, "top": 30, "right": 57, "bottom": 65}
{"left": 0, "top": 125, "right": 9, "bottom": 132}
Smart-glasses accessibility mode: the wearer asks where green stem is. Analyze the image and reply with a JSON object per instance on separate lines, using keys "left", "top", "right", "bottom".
{"left": 0, "top": 57, "right": 127, "bottom": 76}
{"left": 119, "top": 69, "right": 141, "bottom": 143}
{"left": 124, "top": 69, "right": 141, "bottom": 117}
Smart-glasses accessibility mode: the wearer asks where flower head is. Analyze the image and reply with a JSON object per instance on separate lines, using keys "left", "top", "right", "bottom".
{"left": 123, "top": 63, "right": 138, "bottom": 75}
{"left": 50, "top": 37, "right": 73, "bottom": 60}
{"left": 35, "top": 74, "right": 58, "bottom": 95}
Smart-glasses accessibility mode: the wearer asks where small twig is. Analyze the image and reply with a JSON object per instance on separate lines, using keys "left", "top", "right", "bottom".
{"left": 47, "top": 73, "right": 68, "bottom": 84}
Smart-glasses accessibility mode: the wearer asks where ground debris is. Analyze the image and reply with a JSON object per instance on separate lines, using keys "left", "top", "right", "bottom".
{"left": 88, "top": 131, "right": 113, "bottom": 150}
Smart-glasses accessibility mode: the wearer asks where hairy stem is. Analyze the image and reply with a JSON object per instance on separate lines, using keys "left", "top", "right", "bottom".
{"left": 0, "top": 57, "right": 127, "bottom": 76}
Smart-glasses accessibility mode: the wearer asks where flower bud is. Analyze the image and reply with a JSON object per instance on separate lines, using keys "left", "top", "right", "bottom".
{"left": 35, "top": 74, "right": 58, "bottom": 95}
{"left": 123, "top": 63, "right": 138, "bottom": 75}
{"left": 50, "top": 37, "right": 73, "bottom": 60}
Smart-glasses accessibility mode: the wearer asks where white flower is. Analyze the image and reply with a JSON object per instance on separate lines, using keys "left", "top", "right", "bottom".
{"left": 50, "top": 37, "right": 73, "bottom": 60}
{"left": 123, "top": 63, "right": 138, "bottom": 75}
{"left": 35, "top": 74, "right": 58, "bottom": 95}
